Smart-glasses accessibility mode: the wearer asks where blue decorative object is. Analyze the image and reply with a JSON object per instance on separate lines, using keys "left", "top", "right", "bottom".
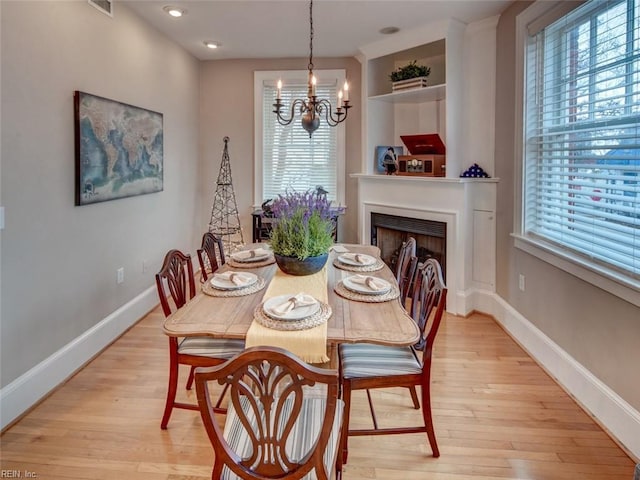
{"left": 274, "top": 253, "right": 328, "bottom": 276}
{"left": 461, "top": 163, "right": 490, "bottom": 178}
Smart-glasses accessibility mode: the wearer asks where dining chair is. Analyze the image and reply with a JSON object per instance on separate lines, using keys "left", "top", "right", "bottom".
{"left": 195, "top": 346, "right": 344, "bottom": 480}
{"left": 156, "top": 249, "right": 245, "bottom": 429}
{"left": 339, "top": 258, "right": 447, "bottom": 462}
{"left": 395, "top": 237, "right": 417, "bottom": 306}
{"left": 197, "top": 231, "right": 226, "bottom": 282}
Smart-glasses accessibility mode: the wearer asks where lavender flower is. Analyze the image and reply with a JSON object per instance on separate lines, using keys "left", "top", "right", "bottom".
{"left": 268, "top": 189, "right": 344, "bottom": 260}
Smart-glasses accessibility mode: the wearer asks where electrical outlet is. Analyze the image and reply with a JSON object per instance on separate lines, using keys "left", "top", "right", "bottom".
{"left": 518, "top": 274, "right": 525, "bottom": 292}
{"left": 117, "top": 267, "right": 125, "bottom": 284}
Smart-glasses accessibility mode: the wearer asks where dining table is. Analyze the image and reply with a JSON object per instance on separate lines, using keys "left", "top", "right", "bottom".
{"left": 163, "top": 243, "right": 420, "bottom": 367}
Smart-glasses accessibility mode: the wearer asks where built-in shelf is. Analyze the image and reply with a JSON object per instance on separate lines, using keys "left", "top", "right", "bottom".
{"left": 368, "top": 83, "right": 446, "bottom": 104}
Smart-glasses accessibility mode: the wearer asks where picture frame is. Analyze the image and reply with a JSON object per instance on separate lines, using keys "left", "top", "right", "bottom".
{"left": 88, "top": 0, "right": 113, "bottom": 17}
{"left": 74, "top": 91, "right": 163, "bottom": 206}
{"left": 375, "top": 145, "right": 404, "bottom": 174}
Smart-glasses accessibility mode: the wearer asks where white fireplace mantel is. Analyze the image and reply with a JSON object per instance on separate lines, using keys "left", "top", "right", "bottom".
{"left": 352, "top": 174, "right": 498, "bottom": 315}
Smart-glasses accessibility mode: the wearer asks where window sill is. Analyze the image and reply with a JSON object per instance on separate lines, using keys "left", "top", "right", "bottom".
{"left": 512, "top": 233, "right": 640, "bottom": 308}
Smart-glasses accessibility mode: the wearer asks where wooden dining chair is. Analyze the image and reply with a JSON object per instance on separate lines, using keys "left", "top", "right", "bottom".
{"left": 195, "top": 346, "right": 344, "bottom": 480}
{"left": 197, "top": 231, "right": 226, "bottom": 282}
{"left": 395, "top": 237, "right": 417, "bottom": 306}
{"left": 156, "top": 249, "right": 245, "bottom": 429}
{"left": 339, "top": 258, "right": 447, "bottom": 462}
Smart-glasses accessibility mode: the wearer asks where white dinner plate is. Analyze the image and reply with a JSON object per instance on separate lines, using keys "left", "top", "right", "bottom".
{"left": 210, "top": 272, "right": 258, "bottom": 291}
{"left": 230, "top": 250, "right": 271, "bottom": 263}
{"left": 343, "top": 275, "right": 391, "bottom": 295}
{"left": 263, "top": 294, "right": 321, "bottom": 321}
{"left": 338, "top": 253, "right": 377, "bottom": 266}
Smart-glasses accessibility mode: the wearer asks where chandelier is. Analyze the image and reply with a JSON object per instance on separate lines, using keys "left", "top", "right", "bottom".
{"left": 273, "top": 0, "right": 352, "bottom": 137}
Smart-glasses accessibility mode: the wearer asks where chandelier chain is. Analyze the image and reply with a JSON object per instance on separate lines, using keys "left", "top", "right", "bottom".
{"left": 308, "top": 0, "right": 314, "bottom": 73}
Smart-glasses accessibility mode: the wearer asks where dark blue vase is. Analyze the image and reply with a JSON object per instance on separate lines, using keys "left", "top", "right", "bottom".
{"left": 274, "top": 253, "right": 329, "bottom": 276}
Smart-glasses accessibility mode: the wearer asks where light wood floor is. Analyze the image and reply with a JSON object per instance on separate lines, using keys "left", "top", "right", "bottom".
{"left": 1, "top": 308, "right": 636, "bottom": 479}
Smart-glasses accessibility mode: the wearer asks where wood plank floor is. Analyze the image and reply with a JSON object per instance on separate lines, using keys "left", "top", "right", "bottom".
{"left": 1, "top": 308, "right": 636, "bottom": 479}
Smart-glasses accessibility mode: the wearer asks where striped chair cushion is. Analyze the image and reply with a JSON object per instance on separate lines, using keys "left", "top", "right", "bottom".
{"left": 221, "top": 395, "right": 344, "bottom": 480}
{"left": 178, "top": 337, "right": 244, "bottom": 358}
{"left": 339, "top": 343, "right": 422, "bottom": 378}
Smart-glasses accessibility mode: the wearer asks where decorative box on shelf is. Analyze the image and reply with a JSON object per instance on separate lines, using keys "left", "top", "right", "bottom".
{"left": 391, "top": 76, "right": 429, "bottom": 92}
{"left": 397, "top": 133, "right": 446, "bottom": 177}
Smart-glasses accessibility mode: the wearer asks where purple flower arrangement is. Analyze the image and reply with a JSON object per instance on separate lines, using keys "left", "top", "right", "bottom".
{"left": 269, "top": 189, "right": 343, "bottom": 260}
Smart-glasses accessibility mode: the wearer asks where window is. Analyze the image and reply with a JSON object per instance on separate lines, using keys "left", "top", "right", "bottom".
{"left": 519, "top": 0, "right": 639, "bottom": 298}
{"left": 254, "top": 70, "right": 346, "bottom": 205}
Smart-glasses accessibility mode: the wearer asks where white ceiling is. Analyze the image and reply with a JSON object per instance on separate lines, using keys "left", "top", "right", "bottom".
{"left": 121, "top": 0, "right": 512, "bottom": 60}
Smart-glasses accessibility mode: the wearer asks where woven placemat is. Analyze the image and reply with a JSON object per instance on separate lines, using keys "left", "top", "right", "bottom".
{"left": 334, "top": 281, "right": 400, "bottom": 303}
{"left": 332, "top": 258, "right": 385, "bottom": 272}
{"left": 228, "top": 256, "right": 276, "bottom": 269}
{"left": 253, "top": 302, "right": 332, "bottom": 331}
{"left": 202, "top": 277, "right": 267, "bottom": 297}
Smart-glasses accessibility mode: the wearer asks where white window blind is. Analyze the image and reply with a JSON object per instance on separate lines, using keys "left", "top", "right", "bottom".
{"left": 524, "top": 0, "right": 640, "bottom": 280}
{"left": 261, "top": 80, "right": 339, "bottom": 202}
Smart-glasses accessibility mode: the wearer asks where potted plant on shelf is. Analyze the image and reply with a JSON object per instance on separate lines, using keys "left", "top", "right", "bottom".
{"left": 269, "top": 188, "right": 342, "bottom": 276}
{"left": 389, "top": 60, "right": 431, "bottom": 92}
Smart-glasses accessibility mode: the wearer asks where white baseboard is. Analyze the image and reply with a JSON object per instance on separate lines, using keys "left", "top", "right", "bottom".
{"left": 0, "top": 286, "right": 158, "bottom": 431}
{"left": 476, "top": 292, "right": 640, "bottom": 460}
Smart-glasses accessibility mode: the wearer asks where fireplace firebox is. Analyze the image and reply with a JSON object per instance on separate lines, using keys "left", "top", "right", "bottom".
{"left": 371, "top": 212, "right": 446, "bottom": 280}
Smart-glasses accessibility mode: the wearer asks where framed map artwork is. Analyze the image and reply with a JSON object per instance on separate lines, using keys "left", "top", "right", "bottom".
{"left": 74, "top": 91, "right": 163, "bottom": 206}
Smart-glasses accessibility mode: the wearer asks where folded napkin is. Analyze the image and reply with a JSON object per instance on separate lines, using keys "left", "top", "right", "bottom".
{"left": 341, "top": 253, "right": 372, "bottom": 265}
{"left": 213, "top": 271, "right": 254, "bottom": 286}
{"left": 330, "top": 245, "right": 349, "bottom": 253}
{"left": 349, "top": 274, "right": 388, "bottom": 291}
{"left": 270, "top": 292, "right": 318, "bottom": 316}
{"left": 233, "top": 248, "right": 270, "bottom": 261}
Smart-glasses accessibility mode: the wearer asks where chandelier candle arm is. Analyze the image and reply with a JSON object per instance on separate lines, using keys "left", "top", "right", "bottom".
{"left": 271, "top": 0, "right": 353, "bottom": 137}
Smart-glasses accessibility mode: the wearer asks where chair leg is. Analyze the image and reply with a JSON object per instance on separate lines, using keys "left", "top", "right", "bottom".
{"left": 365, "top": 389, "right": 379, "bottom": 429}
{"left": 420, "top": 381, "right": 439, "bottom": 457}
{"left": 340, "top": 380, "right": 352, "bottom": 464}
{"left": 214, "top": 383, "right": 230, "bottom": 409}
{"left": 161, "top": 342, "right": 180, "bottom": 430}
{"left": 408, "top": 386, "right": 420, "bottom": 409}
{"left": 186, "top": 366, "right": 195, "bottom": 390}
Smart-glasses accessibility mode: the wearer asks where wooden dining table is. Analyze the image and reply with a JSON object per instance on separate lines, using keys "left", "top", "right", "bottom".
{"left": 163, "top": 244, "right": 420, "bottom": 367}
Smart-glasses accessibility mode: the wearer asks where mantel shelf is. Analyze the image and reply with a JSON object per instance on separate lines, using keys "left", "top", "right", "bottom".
{"left": 368, "top": 83, "right": 446, "bottom": 104}
{"left": 350, "top": 173, "right": 499, "bottom": 184}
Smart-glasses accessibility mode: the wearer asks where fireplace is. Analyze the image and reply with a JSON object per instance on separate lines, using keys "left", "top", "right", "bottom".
{"left": 371, "top": 212, "right": 446, "bottom": 280}
{"left": 354, "top": 175, "right": 497, "bottom": 315}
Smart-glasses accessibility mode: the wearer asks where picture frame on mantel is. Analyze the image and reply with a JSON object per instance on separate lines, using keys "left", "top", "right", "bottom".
{"left": 74, "top": 91, "right": 163, "bottom": 206}
{"left": 375, "top": 145, "right": 404, "bottom": 174}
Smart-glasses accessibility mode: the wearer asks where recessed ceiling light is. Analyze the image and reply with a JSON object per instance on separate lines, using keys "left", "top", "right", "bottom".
{"left": 163, "top": 5, "right": 186, "bottom": 17}
{"left": 204, "top": 41, "right": 220, "bottom": 49}
{"left": 379, "top": 26, "right": 400, "bottom": 35}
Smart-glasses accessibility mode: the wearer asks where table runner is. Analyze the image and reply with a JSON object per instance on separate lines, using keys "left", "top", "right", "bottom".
{"left": 245, "top": 266, "right": 330, "bottom": 363}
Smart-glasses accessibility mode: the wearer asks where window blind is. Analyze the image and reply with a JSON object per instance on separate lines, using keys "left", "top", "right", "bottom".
{"left": 262, "top": 81, "right": 339, "bottom": 202}
{"left": 524, "top": 0, "right": 640, "bottom": 279}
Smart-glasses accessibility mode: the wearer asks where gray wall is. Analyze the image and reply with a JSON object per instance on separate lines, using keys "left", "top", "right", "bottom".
{"left": 495, "top": 2, "right": 640, "bottom": 411}
{"left": 0, "top": 1, "right": 201, "bottom": 387}
{"left": 198, "top": 57, "right": 362, "bottom": 244}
